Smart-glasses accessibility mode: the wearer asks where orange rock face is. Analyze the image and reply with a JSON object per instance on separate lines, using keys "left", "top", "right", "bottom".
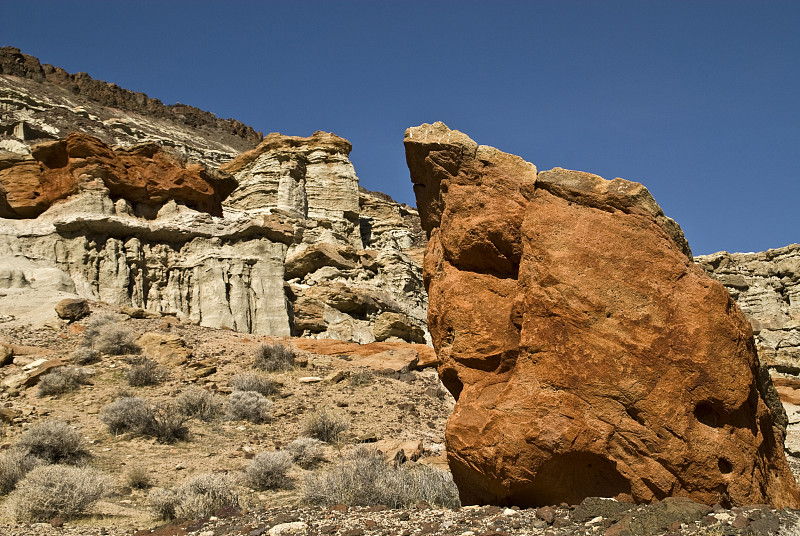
{"left": 405, "top": 122, "right": 800, "bottom": 508}
{"left": 0, "top": 133, "right": 237, "bottom": 218}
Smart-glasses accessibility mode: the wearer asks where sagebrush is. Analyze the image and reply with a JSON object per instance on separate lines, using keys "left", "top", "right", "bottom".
{"left": 225, "top": 391, "right": 273, "bottom": 423}
{"left": 14, "top": 420, "right": 90, "bottom": 465}
{"left": 149, "top": 473, "right": 239, "bottom": 520}
{"left": 176, "top": 387, "right": 223, "bottom": 421}
{"left": 253, "top": 343, "right": 295, "bottom": 372}
{"left": 285, "top": 437, "right": 326, "bottom": 469}
{"left": 230, "top": 372, "right": 279, "bottom": 396}
{"left": 82, "top": 313, "right": 140, "bottom": 355}
{"left": 10, "top": 464, "right": 111, "bottom": 522}
{"left": 100, "top": 397, "right": 188, "bottom": 443}
{"left": 37, "top": 366, "right": 91, "bottom": 397}
{"left": 0, "top": 451, "right": 39, "bottom": 495}
{"left": 125, "top": 357, "right": 164, "bottom": 387}
{"left": 304, "top": 447, "right": 460, "bottom": 508}
{"left": 244, "top": 451, "right": 293, "bottom": 490}
{"left": 301, "top": 407, "right": 349, "bottom": 443}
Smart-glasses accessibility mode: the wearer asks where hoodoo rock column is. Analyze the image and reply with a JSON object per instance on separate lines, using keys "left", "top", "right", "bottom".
{"left": 405, "top": 121, "right": 800, "bottom": 508}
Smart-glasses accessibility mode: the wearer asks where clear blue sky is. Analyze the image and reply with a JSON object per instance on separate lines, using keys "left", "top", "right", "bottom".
{"left": 2, "top": 1, "right": 798, "bottom": 255}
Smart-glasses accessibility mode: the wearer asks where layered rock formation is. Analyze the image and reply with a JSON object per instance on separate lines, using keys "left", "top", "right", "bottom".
{"left": 0, "top": 48, "right": 428, "bottom": 345}
{"left": 222, "top": 132, "right": 427, "bottom": 343}
{"left": 1, "top": 47, "right": 260, "bottom": 168}
{"left": 697, "top": 245, "right": 800, "bottom": 374}
{"left": 406, "top": 122, "right": 799, "bottom": 508}
{"left": 0, "top": 133, "right": 236, "bottom": 218}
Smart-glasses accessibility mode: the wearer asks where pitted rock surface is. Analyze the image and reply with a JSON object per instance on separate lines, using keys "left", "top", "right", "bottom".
{"left": 405, "top": 121, "right": 800, "bottom": 508}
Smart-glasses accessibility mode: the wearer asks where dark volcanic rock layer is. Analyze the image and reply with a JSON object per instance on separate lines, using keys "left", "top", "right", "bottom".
{"left": 405, "top": 121, "right": 800, "bottom": 508}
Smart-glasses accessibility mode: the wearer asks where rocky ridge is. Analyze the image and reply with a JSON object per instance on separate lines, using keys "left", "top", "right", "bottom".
{"left": 0, "top": 47, "right": 260, "bottom": 168}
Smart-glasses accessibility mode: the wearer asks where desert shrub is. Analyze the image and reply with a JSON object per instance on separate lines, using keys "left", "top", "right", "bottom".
{"left": 125, "top": 465, "right": 151, "bottom": 489}
{"left": 70, "top": 347, "right": 100, "bottom": 365}
{"left": 14, "top": 420, "right": 90, "bottom": 465}
{"left": 225, "top": 391, "right": 273, "bottom": 423}
{"left": 125, "top": 357, "right": 164, "bottom": 387}
{"left": 230, "top": 372, "right": 279, "bottom": 396}
{"left": 100, "top": 397, "right": 188, "bottom": 443}
{"left": 0, "top": 451, "right": 39, "bottom": 495}
{"left": 148, "top": 487, "right": 178, "bottom": 520}
{"left": 176, "top": 387, "right": 223, "bottom": 421}
{"left": 244, "top": 451, "right": 293, "bottom": 490}
{"left": 149, "top": 473, "right": 239, "bottom": 520}
{"left": 285, "top": 437, "right": 326, "bottom": 469}
{"left": 304, "top": 448, "right": 459, "bottom": 508}
{"left": 100, "top": 396, "right": 152, "bottom": 435}
{"left": 37, "top": 366, "right": 91, "bottom": 397}
{"left": 301, "top": 407, "right": 349, "bottom": 444}
{"left": 147, "top": 405, "right": 189, "bottom": 443}
{"left": 253, "top": 343, "right": 295, "bottom": 372}
{"left": 349, "top": 369, "right": 373, "bottom": 387}
{"left": 10, "top": 464, "right": 111, "bottom": 522}
{"left": 82, "top": 313, "right": 140, "bottom": 355}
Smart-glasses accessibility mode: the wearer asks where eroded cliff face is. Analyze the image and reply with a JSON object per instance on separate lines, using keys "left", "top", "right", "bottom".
{"left": 221, "top": 132, "right": 428, "bottom": 344}
{"left": 697, "top": 245, "right": 800, "bottom": 373}
{"left": 405, "top": 121, "right": 799, "bottom": 508}
{"left": 0, "top": 47, "right": 260, "bottom": 168}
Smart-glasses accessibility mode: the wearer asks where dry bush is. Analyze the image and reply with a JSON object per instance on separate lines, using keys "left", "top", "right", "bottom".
{"left": 149, "top": 473, "right": 239, "bottom": 520}
{"left": 304, "top": 448, "right": 459, "bottom": 508}
{"left": 244, "top": 451, "right": 293, "bottom": 490}
{"left": 225, "top": 391, "right": 273, "bottom": 423}
{"left": 285, "top": 437, "right": 326, "bottom": 469}
{"left": 176, "top": 387, "right": 223, "bottom": 421}
{"left": 14, "top": 420, "right": 90, "bottom": 465}
{"left": 100, "top": 397, "right": 188, "bottom": 443}
{"left": 230, "top": 372, "right": 279, "bottom": 396}
{"left": 37, "top": 366, "right": 91, "bottom": 397}
{"left": 0, "top": 451, "right": 39, "bottom": 495}
{"left": 349, "top": 369, "right": 373, "bottom": 387}
{"left": 10, "top": 464, "right": 111, "bottom": 522}
{"left": 125, "top": 465, "right": 152, "bottom": 489}
{"left": 70, "top": 347, "right": 100, "bottom": 365}
{"left": 125, "top": 357, "right": 164, "bottom": 387}
{"left": 253, "top": 343, "right": 295, "bottom": 372}
{"left": 100, "top": 396, "right": 152, "bottom": 435}
{"left": 301, "top": 407, "right": 349, "bottom": 444}
{"left": 82, "top": 313, "right": 140, "bottom": 355}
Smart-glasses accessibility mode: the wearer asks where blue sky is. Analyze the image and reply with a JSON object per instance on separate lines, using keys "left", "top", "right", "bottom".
{"left": 2, "top": 1, "right": 798, "bottom": 255}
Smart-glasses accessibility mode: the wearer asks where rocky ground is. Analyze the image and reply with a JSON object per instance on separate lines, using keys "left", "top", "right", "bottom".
{"left": 1, "top": 303, "right": 800, "bottom": 535}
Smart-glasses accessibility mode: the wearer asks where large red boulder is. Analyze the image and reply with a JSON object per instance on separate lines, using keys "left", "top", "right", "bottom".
{"left": 0, "top": 133, "right": 237, "bottom": 218}
{"left": 405, "top": 122, "right": 800, "bottom": 508}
